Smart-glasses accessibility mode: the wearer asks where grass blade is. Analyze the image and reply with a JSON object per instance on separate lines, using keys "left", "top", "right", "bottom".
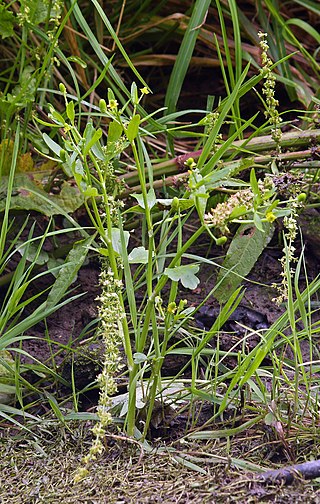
{"left": 164, "top": 0, "right": 211, "bottom": 115}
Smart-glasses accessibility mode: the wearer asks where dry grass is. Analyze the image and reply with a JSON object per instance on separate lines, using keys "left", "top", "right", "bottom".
{"left": 1, "top": 422, "right": 320, "bottom": 503}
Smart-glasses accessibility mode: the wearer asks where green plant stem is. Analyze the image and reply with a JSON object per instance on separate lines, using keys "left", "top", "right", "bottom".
{"left": 142, "top": 211, "right": 183, "bottom": 440}
{"left": 130, "top": 223, "right": 206, "bottom": 439}
{"left": 126, "top": 138, "right": 158, "bottom": 436}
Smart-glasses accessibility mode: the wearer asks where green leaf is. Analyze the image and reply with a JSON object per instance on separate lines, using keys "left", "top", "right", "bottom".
{"left": 108, "top": 121, "right": 123, "bottom": 143}
{"left": 253, "top": 212, "right": 264, "bottom": 232}
{"left": 0, "top": 5, "right": 15, "bottom": 39}
{"left": 97, "top": 247, "right": 109, "bottom": 257}
{"left": 130, "top": 82, "right": 139, "bottom": 106}
{"left": 228, "top": 205, "right": 248, "bottom": 220}
{"left": 4, "top": 66, "right": 37, "bottom": 109}
{"left": 46, "top": 236, "right": 94, "bottom": 309}
{"left": 250, "top": 168, "right": 261, "bottom": 205}
{"left": 52, "top": 182, "right": 85, "bottom": 213}
{"left": 72, "top": 158, "right": 84, "bottom": 183}
{"left": 83, "top": 186, "right": 99, "bottom": 198}
{"left": 165, "top": 264, "right": 200, "bottom": 290}
{"left": 164, "top": 0, "right": 212, "bottom": 114}
{"left": 0, "top": 174, "right": 84, "bottom": 215}
{"left": 132, "top": 188, "right": 156, "bottom": 210}
{"left": 106, "top": 121, "right": 124, "bottom": 160}
{"left": 111, "top": 228, "right": 130, "bottom": 255}
{"left": 83, "top": 123, "right": 103, "bottom": 156}
{"left": 42, "top": 133, "right": 62, "bottom": 157}
{"left": 91, "top": 140, "right": 106, "bottom": 161}
{"left": 68, "top": 56, "right": 87, "bottom": 68}
{"left": 189, "top": 169, "right": 208, "bottom": 222}
{"left": 0, "top": 350, "right": 14, "bottom": 377}
{"left": 157, "top": 198, "right": 194, "bottom": 211}
{"left": 16, "top": 240, "right": 49, "bottom": 265}
{"left": 66, "top": 101, "right": 75, "bottom": 123}
{"left": 133, "top": 352, "right": 148, "bottom": 364}
{"left": 128, "top": 246, "right": 150, "bottom": 264}
{"left": 24, "top": 0, "right": 61, "bottom": 25}
{"left": 284, "top": 18, "right": 320, "bottom": 46}
{"left": 214, "top": 222, "right": 274, "bottom": 303}
{"left": 126, "top": 114, "right": 140, "bottom": 142}
{"left": 48, "top": 107, "right": 66, "bottom": 127}
{"left": 197, "top": 63, "right": 249, "bottom": 171}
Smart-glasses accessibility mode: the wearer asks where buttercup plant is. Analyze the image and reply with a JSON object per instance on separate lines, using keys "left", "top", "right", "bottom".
{"left": 42, "top": 53, "right": 309, "bottom": 479}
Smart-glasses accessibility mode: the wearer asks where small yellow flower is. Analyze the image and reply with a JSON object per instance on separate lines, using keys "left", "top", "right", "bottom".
{"left": 266, "top": 211, "right": 276, "bottom": 223}
{"left": 167, "top": 302, "right": 177, "bottom": 314}
{"left": 108, "top": 99, "right": 118, "bottom": 109}
{"left": 140, "top": 87, "right": 150, "bottom": 95}
{"left": 185, "top": 157, "right": 196, "bottom": 169}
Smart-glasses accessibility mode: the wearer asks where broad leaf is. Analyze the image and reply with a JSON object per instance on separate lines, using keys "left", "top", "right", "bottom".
{"left": 0, "top": 174, "right": 84, "bottom": 215}
{"left": 108, "top": 121, "right": 123, "bottom": 143}
{"left": 16, "top": 240, "right": 49, "bottom": 265}
{"left": 132, "top": 188, "right": 156, "bottom": 210}
{"left": 43, "top": 133, "right": 63, "bottom": 157}
{"left": 111, "top": 228, "right": 130, "bottom": 256}
{"left": 46, "top": 236, "right": 94, "bottom": 309}
{"left": 214, "top": 222, "right": 274, "bottom": 303}
{"left": 128, "top": 246, "right": 150, "bottom": 264}
{"left": 165, "top": 264, "right": 200, "bottom": 290}
{"left": 126, "top": 114, "right": 140, "bottom": 142}
{"left": 0, "top": 5, "right": 15, "bottom": 39}
{"left": 133, "top": 352, "right": 148, "bottom": 364}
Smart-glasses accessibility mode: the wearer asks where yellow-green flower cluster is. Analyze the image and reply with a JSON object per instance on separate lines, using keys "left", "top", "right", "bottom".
{"left": 205, "top": 177, "right": 275, "bottom": 234}
{"left": 74, "top": 267, "right": 124, "bottom": 482}
{"left": 258, "top": 32, "right": 282, "bottom": 151}
{"left": 204, "top": 186, "right": 260, "bottom": 234}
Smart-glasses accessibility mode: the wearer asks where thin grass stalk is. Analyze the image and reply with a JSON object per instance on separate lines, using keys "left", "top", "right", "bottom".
{"left": 164, "top": 0, "right": 212, "bottom": 116}
{"left": 216, "top": 0, "right": 242, "bottom": 137}
{"left": 0, "top": 121, "right": 19, "bottom": 261}
{"left": 217, "top": 274, "right": 320, "bottom": 417}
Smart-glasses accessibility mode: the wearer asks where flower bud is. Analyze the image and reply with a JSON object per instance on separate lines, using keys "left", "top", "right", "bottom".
{"left": 99, "top": 99, "right": 107, "bottom": 113}
{"left": 59, "top": 83, "right": 66, "bottom": 95}
{"left": 297, "top": 192, "right": 307, "bottom": 203}
{"left": 216, "top": 236, "right": 227, "bottom": 246}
